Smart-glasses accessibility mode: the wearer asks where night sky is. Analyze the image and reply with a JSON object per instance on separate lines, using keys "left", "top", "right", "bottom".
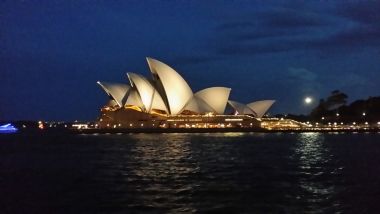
{"left": 1, "top": 1, "right": 380, "bottom": 121}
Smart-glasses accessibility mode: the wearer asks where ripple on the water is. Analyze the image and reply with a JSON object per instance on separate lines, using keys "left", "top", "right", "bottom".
{"left": 1, "top": 133, "right": 380, "bottom": 213}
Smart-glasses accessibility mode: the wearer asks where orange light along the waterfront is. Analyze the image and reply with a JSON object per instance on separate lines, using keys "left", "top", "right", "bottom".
{"left": 38, "top": 121, "right": 44, "bottom": 129}
{"left": 86, "top": 117, "right": 380, "bottom": 132}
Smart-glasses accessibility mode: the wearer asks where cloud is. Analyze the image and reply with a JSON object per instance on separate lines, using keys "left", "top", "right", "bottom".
{"left": 215, "top": 21, "right": 258, "bottom": 31}
{"left": 258, "top": 8, "right": 328, "bottom": 28}
{"left": 336, "top": 72, "right": 371, "bottom": 88}
{"left": 209, "top": 2, "right": 380, "bottom": 57}
{"left": 284, "top": 67, "right": 322, "bottom": 97}
{"left": 171, "top": 2, "right": 380, "bottom": 62}
{"left": 287, "top": 67, "right": 317, "bottom": 82}
{"left": 313, "top": 25, "right": 380, "bottom": 49}
{"left": 336, "top": 1, "right": 380, "bottom": 24}
{"left": 170, "top": 54, "right": 223, "bottom": 65}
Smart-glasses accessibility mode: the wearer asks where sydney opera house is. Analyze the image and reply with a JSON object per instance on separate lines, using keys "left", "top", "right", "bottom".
{"left": 96, "top": 57, "right": 275, "bottom": 129}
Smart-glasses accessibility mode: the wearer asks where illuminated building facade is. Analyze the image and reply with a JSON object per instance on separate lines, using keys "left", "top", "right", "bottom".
{"left": 97, "top": 57, "right": 275, "bottom": 129}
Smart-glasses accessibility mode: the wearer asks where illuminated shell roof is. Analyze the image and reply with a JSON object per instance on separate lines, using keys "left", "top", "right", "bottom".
{"left": 246, "top": 100, "right": 276, "bottom": 118}
{"left": 228, "top": 100, "right": 275, "bottom": 118}
{"left": 127, "top": 72, "right": 168, "bottom": 113}
{"left": 106, "top": 99, "right": 118, "bottom": 107}
{"left": 182, "top": 96, "right": 215, "bottom": 114}
{"left": 97, "top": 58, "right": 275, "bottom": 117}
{"left": 146, "top": 57, "right": 193, "bottom": 115}
{"left": 228, "top": 100, "right": 256, "bottom": 115}
{"left": 125, "top": 88, "right": 144, "bottom": 108}
{"left": 194, "top": 87, "right": 231, "bottom": 114}
{"left": 97, "top": 81, "right": 130, "bottom": 107}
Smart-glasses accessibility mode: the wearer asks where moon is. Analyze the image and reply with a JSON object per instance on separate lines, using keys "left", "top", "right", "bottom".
{"left": 304, "top": 97, "right": 312, "bottom": 104}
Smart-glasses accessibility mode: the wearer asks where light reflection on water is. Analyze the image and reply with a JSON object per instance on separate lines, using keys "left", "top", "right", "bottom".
{"left": 293, "top": 133, "right": 341, "bottom": 212}
{"left": 1, "top": 133, "right": 380, "bottom": 213}
{"left": 84, "top": 132, "right": 348, "bottom": 213}
{"left": 96, "top": 134, "right": 199, "bottom": 213}
{"left": 296, "top": 132, "right": 328, "bottom": 168}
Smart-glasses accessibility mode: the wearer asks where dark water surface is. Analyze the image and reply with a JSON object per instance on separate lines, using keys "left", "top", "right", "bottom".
{"left": 1, "top": 132, "right": 380, "bottom": 213}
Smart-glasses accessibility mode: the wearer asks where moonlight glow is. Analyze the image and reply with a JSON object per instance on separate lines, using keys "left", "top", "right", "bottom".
{"left": 304, "top": 97, "right": 313, "bottom": 104}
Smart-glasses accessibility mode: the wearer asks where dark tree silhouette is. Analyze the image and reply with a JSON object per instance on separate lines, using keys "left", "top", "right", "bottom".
{"left": 309, "top": 90, "right": 380, "bottom": 122}
{"left": 325, "top": 90, "right": 348, "bottom": 110}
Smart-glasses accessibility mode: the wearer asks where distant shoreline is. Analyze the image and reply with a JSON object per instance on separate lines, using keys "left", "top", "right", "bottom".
{"left": 73, "top": 127, "right": 380, "bottom": 134}
{"left": 2, "top": 127, "right": 377, "bottom": 135}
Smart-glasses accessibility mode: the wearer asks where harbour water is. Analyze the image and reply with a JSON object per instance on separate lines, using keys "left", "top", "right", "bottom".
{"left": 1, "top": 132, "right": 380, "bottom": 213}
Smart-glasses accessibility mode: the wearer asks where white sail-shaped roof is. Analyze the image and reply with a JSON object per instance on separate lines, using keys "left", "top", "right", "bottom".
{"left": 146, "top": 57, "right": 193, "bottom": 115}
{"left": 247, "top": 100, "right": 276, "bottom": 118}
{"left": 125, "top": 89, "right": 144, "bottom": 107}
{"left": 97, "top": 81, "right": 130, "bottom": 107}
{"left": 106, "top": 99, "right": 118, "bottom": 107}
{"left": 228, "top": 100, "right": 256, "bottom": 115}
{"left": 97, "top": 57, "right": 276, "bottom": 117}
{"left": 127, "top": 72, "right": 168, "bottom": 113}
{"left": 182, "top": 96, "right": 215, "bottom": 113}
{"left": 195, "top": 87, "right": 231, "bottom": 114}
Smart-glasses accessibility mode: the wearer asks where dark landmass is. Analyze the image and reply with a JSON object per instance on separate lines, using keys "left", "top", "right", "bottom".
{"left": 277, "top": 91, "right": 380, "bottom": 123}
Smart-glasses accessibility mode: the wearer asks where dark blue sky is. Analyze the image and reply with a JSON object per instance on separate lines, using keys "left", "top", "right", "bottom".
{"left": 1, "top": 0, "right": 380, "bottom": 121}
